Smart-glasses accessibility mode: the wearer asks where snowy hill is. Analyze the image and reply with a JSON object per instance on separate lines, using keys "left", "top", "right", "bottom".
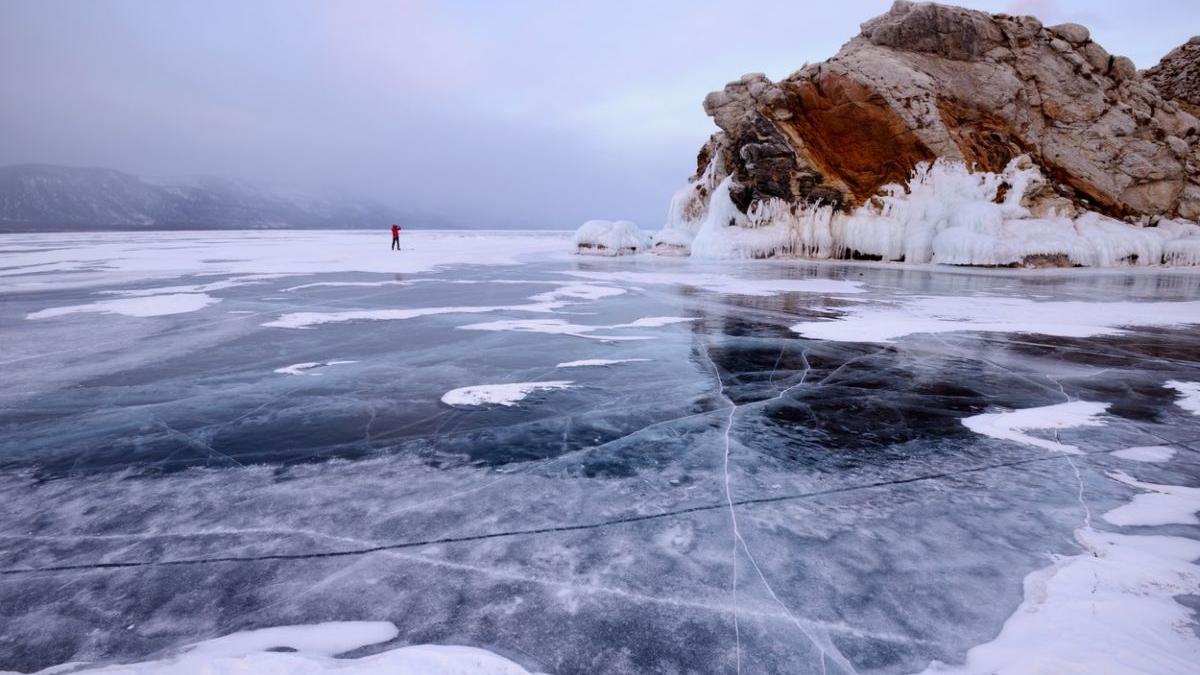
{"left": 0, "top": 164, "right": 437, "bottom": 231}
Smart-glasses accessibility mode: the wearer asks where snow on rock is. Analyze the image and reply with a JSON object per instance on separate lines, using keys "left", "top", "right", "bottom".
{"left": 1104, "top": 471, "right": 1200, "bottom": 527}
{"left": 961, "top": 401, "right": 1109, "bottom": 453}
{"left": 29, "top": 621, "right": 538, "bottom": 674}
{"left": 662, "top": 157, "right": 1200, "bottom": 267}
{"left": 1166, "top": 380, "right": 1200, "bottom": 415}
{"left": 441, "top": 381, "right": 573, "bottom": 407}
{"left": 917, "top": 529, "right": 1200, "bottom": 675}
{"left": 555, "top": 358, "right": 651, "bottom": 368}
{"left": 1111, "top": 446, "right": 1177, "bottom": 463}
{"left": 573, "top": 220, "right": 649, "bottom": 256}
{"left": 26, "top": 293, "right": 220, "bottom": 319}
{"left": 790, "top": 296, "right": 1200, "bottom": 343}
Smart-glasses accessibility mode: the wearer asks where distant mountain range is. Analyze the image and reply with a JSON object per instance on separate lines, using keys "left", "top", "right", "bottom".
{"left": 0, "top": 164, "right": 455, "bottom": 231}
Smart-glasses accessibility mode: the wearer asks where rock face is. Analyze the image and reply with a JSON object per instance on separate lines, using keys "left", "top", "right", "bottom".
{"left": 690, "top": 1, "right": 1200, "bottom": 222}
{"left": 1145, "top": 36, "right": 1200, "bottom": 119}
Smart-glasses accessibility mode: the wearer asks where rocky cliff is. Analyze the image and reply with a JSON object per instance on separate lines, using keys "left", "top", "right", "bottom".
{"left": 658, "top": 1, "right": 1200, "bottom": 266}
{"left": 1145, "top": 37, "right": 1200, "bottom": 119}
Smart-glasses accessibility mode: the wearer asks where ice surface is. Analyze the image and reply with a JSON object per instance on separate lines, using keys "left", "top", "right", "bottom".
{"left": 2, "top": 231, "right": 1200, "bottom": 675}
{"left": 441, "top": 381, "right": 574, "bottom": 407}
{"left": 1111, "top": 446, "right": 1176, "bottom": 463}
{"left": 961, "top": 401, "right": 1109, "bottom": 453}
{"left": 564, "top": 269, "right": 865, "bottom": 296}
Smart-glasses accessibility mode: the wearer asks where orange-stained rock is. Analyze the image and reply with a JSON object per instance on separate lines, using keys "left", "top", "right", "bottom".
{"left": 694, "top": 1, "right": 1200, "bottom": 221}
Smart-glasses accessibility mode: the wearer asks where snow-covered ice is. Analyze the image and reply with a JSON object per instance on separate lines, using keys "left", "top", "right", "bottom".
{"left": 1103, "top": 472, "right": 1200, "bottom": 527}
{"left": 555, "top": 358, "right": 651, "bottom": 368}
{"left": 2, "top": 230, "right": 1200, "bottom": 675}
{"left": 441, "top": 381, "right": 574, "bottom": 407}
{"left": 1111, "top": 446, "right": 1176, "bottom": 463}
{"left": 26, "top": 621, "right": 537, "bottom": 674}
{"left": 961, "top": 401, "right": 1109, "bottom": 453}
{"left": 26, "top": 292, "right": 220, "bottom": 319}
{"left": 790, "top": 296, "right": 1200, "bottom": 343}
{"left": 1166, "top": 380, "right": 1200, "bottom": 415}
{"left": 275, "top": 361, "right": 358, "bottom": 376}
{"left": 918, "top": 529, "right": 1200, "bottom": 675}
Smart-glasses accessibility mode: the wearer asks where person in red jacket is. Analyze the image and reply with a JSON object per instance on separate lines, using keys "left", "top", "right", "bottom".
{"left": 390, "top": 223, "right": 401, "bottom": 251}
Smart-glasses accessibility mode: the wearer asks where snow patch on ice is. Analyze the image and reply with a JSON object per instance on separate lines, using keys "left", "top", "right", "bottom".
{"left": 918, "top": 529, "right": 1200, "bottom": 675}
{"left": 961, "top": 401, "right": 1109, "bottom": 453}
{"left": 527, "top": 283, "right": 626, "bottom": 303}
{"left": 26, "top": 293, "right": 220, "bottom": 319}
{"left": 555, "top": 358, "right": 651, "bottom": 368}
{"left": 791, "top": 296, "right": 1200, "bottom": 343}
{"left": 274, "top": 361, "right": 358, "bottom": 376}
{"left": 1111, "top": 446, "right": 1176, "bottom": 463}
{"left": 1104, "top": 471, "right": 1200, "bottom": 527}
{"left": 460, "top": 316, "right": 696, "bottom": 341}
{"left": 441, "top": 381, "right": 574, "bottom": 407}
{"left": 283, "top": 280, "right": 413, "bottom": 292}
{"left": 263, "top": 302, "right": 560, "bottom": 329}
{"left": 28, "top": 621, "right": 537, "bottom": 674}
{"left": 1165, "top": 380, "right": 1200, "bottom": 415}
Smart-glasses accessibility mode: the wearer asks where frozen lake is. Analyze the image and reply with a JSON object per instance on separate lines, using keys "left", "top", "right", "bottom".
{"left": 2, "top": 230, "right": 1200, "bottom": 674}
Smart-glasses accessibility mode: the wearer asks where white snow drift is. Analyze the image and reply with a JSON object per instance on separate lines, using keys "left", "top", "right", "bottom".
{"left": 26, "top": 293, "right": 220, "bottom": 319}
{"left": 790, "top": 296, "right": 1200, "bottom": 343}
{"left": 573, "top": 220, "right": 649, "bottom": 256}
{"left": 655, "top": 156, "right": 1200, "bottom": 266}
{"left": 961, "top": 401, "right": 1109, "bottom": 453}
{"left": 555, "top": 358, "right": 651, "bottom": 368}
{"left": 1166, "top": 380, "right": 1200, "bottom": 415}
{"left": 31, "top": 621, "right": 537, "bottom": 674}
{"left": 441, "top": 381, "right": 574, "bottom": 407}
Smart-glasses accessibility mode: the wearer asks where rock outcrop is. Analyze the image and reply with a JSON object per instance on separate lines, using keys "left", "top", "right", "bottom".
{"left": 684, "top": 1, "right": 1200, "bottom": 225}
{"left": 1145, "top": 37, "right": 1200, "bottom": 119}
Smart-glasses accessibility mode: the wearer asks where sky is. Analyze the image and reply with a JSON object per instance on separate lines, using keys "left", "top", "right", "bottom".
{"left": 1, "top": 1, "right": 1196, "bottom": 228}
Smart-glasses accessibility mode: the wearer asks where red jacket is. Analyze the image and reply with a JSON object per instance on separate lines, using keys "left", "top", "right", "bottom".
{"left": 391, "top": 225, "right": 400, "bottom": 237}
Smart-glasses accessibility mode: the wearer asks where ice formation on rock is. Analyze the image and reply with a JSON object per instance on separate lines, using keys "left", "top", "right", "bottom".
{"left": 663, "top": 157, "right": 1200, "bottom": 266}
{"left": 573, "top": 220, "right": 649, "bottom": 256}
